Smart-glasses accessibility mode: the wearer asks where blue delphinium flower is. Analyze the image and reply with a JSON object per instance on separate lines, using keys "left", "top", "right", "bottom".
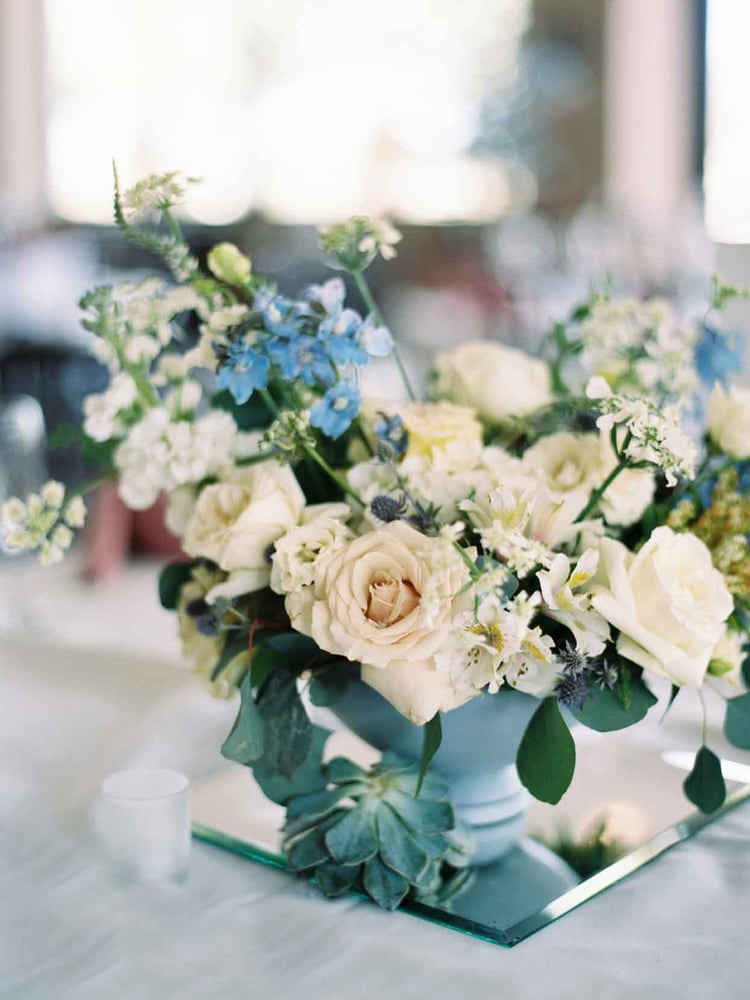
{"left": 373, "top": 412, "right": 408, "bottom": 458}
{"left": 695, "top": 324, "right": 745, "bottom": 389}
{"left": 305, "top": 277, "right": 346, "bottom": 316}
{"left": 217, "top": 340, "right": 270, "bottom": 404}
{"left": 263, "top": 296, "right": 308, "bottom": 338}
{"left": 318, "top": 308, "right": 368, "bottom": 366}
{"left": 310, "top": 382, "right": 362, "bottom": 439}
{"left": 359, "top": 316, "right": 393, "bottom": 357}
{"left": 275, "top": 335, "right": 335, "bottom": 388}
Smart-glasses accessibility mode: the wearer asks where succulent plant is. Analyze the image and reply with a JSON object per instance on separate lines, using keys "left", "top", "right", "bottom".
{"left": 282, "top": 752, "right": 473, "bottom": 910}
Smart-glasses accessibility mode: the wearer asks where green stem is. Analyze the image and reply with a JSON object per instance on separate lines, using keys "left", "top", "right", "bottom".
{"left": 352, "top": 270, "right": 416, "bottom": 402}
{"left": 575, "top": 461, "right": 628, "bottom": 524}
{"left": 162, "top": 207, "right": 185, "bottom": 245}
{"left": 260, "top": 388, "right": 365, "bottom": 508}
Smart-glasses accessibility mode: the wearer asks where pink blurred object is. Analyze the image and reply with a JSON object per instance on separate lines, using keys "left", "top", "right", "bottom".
{"left": 84, "top": 484, "right": 184, "bottom": 580}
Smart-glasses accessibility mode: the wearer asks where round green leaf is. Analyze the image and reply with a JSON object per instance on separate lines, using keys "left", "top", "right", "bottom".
{"left": 683, "top": 746, "right": 726, "bottom": 814}
{"left": 517, "top": 697, "right": 576, "bottom": 805}
{"left": 570, "top": 676, "right": 657, "bottom": 732}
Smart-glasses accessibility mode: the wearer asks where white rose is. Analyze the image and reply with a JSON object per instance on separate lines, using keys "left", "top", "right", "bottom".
{"left": 708, "top": 383, "right": 750, "bottom": 458}
{"left": 361, "top": 658, "right": 476, "bottom": 727}
{"left": 306, "top": 521, "right": 471, "bottom": 723}
{"left": 183, "top": 462, "right": 305, "bottom": 593}
{"left": 591, "top": 527, "right": 734, "bottom": 687}
{"left": 434, "top": 341, "right": 553, "bottom": 422}
{"left": 523, "top": 431, "right": 654, "bottom": 527}
{"left": 399, "top": 401, "right": 483, "bottom": 458}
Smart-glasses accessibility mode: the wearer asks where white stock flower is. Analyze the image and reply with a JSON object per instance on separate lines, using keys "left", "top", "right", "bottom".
{"left": 270, "top": 503, "right": 352, "bottom": 594}
{"left": 114, "top": 409, "right": 238, "bottom": 509}
{"left": 83, "top": 373, "right": 138, "bottom": 442}
{"left": 708, "top": 383, "right": 750, "bottom": 459}
{"left": 434, "top": 341, "right": 553, "bottom": 423}
{"left": 183, "top": 462, "right": 306, "bottom": 595}
{"left": 591, "top": 527, "right": 733, "bottom": 687}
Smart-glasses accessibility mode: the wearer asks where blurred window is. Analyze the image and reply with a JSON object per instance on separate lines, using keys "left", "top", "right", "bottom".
{"left": 44, "top": 0, "right": 531, "bottom": 225}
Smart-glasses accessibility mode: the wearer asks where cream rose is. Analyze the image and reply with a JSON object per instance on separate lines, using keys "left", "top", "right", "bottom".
{"left": 182, "top": 462, "right": 305, "bottom": 594}
{"left": 399, "top": 401, "right": 483, "bottom": 459}
{"left": 523, "top": 431, "right": 654, "bottom": 527}
{"left": 305, "top": 521, "right": 471, "bottom": 723}
{"left": 708, "top": 383, "right": 750, "bottom": 459}
{"left": 591, "top": 527, "right": 733, "bottom": 687}
{"left": 434, "top": 341, "right": 553, "bottom": 422}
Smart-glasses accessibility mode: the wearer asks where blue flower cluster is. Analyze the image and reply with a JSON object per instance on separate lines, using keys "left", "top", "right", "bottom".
{"left": 215, "top": 278, "right": 392, "bottom": 439}
{"left": 695, "top": 324, "right": 745, "bottom": 389}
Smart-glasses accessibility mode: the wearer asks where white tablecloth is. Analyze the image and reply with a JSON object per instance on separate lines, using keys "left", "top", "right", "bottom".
{"left": 2, "top": 557, "right": 749, "bottom": 999}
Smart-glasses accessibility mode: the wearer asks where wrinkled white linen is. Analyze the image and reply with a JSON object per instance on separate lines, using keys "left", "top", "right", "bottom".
{"left": 1, "top": 558, "right": 750, "bottom": 999}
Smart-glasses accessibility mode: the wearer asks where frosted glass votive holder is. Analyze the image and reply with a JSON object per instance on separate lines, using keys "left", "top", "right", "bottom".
{"left": 96, "top": 768, "right": 191, "bottom": 883}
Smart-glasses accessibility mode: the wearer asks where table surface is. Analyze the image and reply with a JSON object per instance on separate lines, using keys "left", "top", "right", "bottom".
{"left": 2, "top": 554, "right": 749, "bottom": 1000}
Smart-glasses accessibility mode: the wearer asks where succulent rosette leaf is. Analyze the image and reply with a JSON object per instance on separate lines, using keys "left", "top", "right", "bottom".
{"left": 282, "top": 753, "right": 472, "bottom": 910}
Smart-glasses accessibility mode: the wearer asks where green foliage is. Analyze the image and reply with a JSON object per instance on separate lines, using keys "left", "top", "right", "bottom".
{"left": 212, "top": 389, "right": 274, "bottom": 431}
{"left": 252, "top": 725, "right": 329, "bottom": 806}
{"left": 220, "top": 673, "right": 265, "bottom": 765}
{"left": 683, "top": 746, "right": 726, "bottom": 814}
{"left": 255, "top": 669, "right": 313, "bottom": 780}
{"left": 417, "top": 713, "right": 442, "bottom": 796}
{"left": 517, "top": 697, "right": 576, "bottom": 805}
{"left": 570, "top": 672, "right": 657, "bottom": 732}
{"left": 724, "top": 692, "right": 750, "bottom": 751}
{"left": 282, "top": 754, "right": 471, "bottom": 911}
{"left": 158, "top": 561, "right": 195, "bottom": 610}
{"left": 308, "top": 668, "right": 348, "bottom": 708}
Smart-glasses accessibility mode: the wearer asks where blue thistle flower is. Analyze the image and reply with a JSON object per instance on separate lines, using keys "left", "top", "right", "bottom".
{"left": 310, "top": 382, "right": 362, "bottom": 439}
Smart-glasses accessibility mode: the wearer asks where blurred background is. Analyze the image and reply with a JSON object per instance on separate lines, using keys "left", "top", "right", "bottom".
{"left": 0, "top": 0, "right": 748, "bottom": 545}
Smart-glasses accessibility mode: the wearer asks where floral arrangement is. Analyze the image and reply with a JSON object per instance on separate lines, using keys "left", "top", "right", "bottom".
{"left": 3, "top": 170, "right": 750, "bottom": 910}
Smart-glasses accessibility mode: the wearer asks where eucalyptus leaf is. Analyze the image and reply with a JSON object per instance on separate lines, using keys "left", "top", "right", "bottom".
{"left": 375, "top": 804, "right": 430, "bottom": 881}
{"left": 220, "top": 673, "right": 265, "bottom": 765}
{"left": 363, "top": 856, "right": 409, "bottom": 911}
{"left": 724, "top": 692, "right": 750, "bottom": 751}
{"left": 256, "top": 669, "right": 313, "bottom": 780}
{"left": 252, "top": 725, "right": 329, "bottom": 806}
{"left": 517, "top": 697, "right": 576, "bottom": 805}
{"left": 571, "top": 674, "right": 657, "bottom": 732}
{"left": 683, "top": 746, "right": 726, "bottom": 814}
{"left": 309, "top": 670, "right": 348, "bottom": 707}
{"left": 314, "top": 860, "right": 360, "bottom": 898}
{"left": 212, "top": 631, "right": 250, "bottom": 682}
{"left": 382, "top": 792, "right": 453, "bottom": 834}
{"left": 158, "top": 561, "right": 195, "bottom": 610}
{"left": 324, "top": 800, "right": 378, "bottom": 865}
